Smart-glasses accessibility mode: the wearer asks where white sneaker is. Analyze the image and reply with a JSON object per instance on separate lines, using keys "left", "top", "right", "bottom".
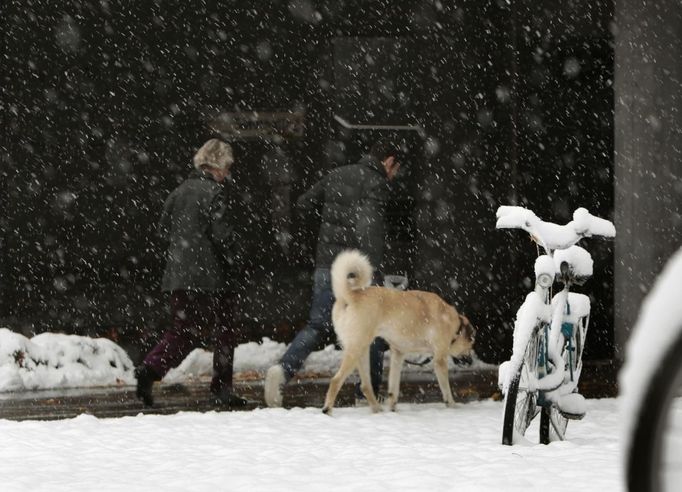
{"left": 264, "top": 365, "right": 286, "bottom": 408}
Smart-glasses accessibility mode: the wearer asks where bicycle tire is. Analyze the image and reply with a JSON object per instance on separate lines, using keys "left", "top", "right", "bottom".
{"left": 502, "top": 327, "right": 541, "bottom": 445}
{"left": 627, "top": 325, "right": 682, "bottom": 492}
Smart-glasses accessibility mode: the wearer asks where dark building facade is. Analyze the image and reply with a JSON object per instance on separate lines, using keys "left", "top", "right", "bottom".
{"left": 614, "top": 0, "right": 682, "bottom": 359}
{"left": 1, "top": 0, "right": 616, "bottom": 364}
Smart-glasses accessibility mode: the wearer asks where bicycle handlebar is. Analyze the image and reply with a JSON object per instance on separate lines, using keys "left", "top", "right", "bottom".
{"left": 496, "top": 206, "right": 615, "bottom": 252}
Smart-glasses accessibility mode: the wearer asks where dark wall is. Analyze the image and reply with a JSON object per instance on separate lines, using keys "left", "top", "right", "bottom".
{"left": 614, "top": 0, "right": 682, "bottom": 357}
{"left": 1, "top": 0, "right": 615, "bottom": 363}
{"left": 507, "top": 1, "right": 615, "bottom": 360}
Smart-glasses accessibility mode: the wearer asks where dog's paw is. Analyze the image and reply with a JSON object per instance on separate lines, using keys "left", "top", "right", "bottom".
{"left": 370, "top": 405, "right": 383, "bottom": 414}
{"left": 322, "top": 406, "right": 332, "bottom": 416}
{"left": 445, "top": 401, "right": 457, "bottom": 409}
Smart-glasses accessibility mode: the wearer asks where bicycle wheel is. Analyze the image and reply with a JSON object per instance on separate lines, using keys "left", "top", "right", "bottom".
{"left": 627, "top": 327, "right": 682, "bottom": 492}
{"left": 539, "top": 315, "right": 587, "bottom": 444}
{"left": 502, "top": 327, "right": 541, "bottom": 445}
{"left": 540, "top": 405, "right": 567, "bottom": 444}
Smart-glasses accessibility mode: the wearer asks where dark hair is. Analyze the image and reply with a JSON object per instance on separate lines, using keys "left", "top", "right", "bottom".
{"left": 369, "top": 138, "right": 400, "bottom": 162}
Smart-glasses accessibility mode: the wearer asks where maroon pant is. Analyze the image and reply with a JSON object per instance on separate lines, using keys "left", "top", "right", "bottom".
{"left": 144, "top": 291, "right": 238, "bottom": 394}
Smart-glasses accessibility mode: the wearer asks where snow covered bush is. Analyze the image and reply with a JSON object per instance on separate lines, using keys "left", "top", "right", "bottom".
{"left": 0, "top": 328, "right": 135, "bottom": 391}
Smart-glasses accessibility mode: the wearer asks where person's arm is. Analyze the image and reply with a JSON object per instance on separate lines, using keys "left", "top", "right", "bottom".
{"left": 295, "top": 176, "right": 326, "bottom": 215}
{"left": 157, "top": 191, "right": 175, "bottom": 242}
{"left": 356, "top": 179, "right": 389, "bottom": 268}
{"left": 207, "top": 190, "right": 238, "bottom": 268}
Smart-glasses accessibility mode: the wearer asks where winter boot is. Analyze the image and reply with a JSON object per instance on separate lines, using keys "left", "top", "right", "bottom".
{"left": 210, "top": 388, "right": 249, "bottom": 409}
{"left": 354, "top": 383, "right": 385, "bottom": 407}
{"left": 264, "top": 365, "right": 286, "bottom": 407}
{"left": 134, "top": 365, "right": 158, "bottom": 407}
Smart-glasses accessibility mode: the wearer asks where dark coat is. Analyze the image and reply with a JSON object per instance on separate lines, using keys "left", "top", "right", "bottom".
{"left": 298, "top": 155, "right": 389, "bottom": 269}
{"left": 158, "top": 170, "right": 237, "bottom": 292}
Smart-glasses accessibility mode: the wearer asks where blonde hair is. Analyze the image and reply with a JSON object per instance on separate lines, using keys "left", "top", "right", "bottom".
{"left": 193, "top": 139, "right": 234, "bottom": 171}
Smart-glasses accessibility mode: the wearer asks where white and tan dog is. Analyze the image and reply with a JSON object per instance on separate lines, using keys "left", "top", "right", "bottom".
{"left": 322, "top": 250, "right": 476, "bottom": 415}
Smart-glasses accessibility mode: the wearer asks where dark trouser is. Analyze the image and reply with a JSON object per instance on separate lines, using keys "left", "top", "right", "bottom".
{"left": 143, "top": 291, "right": 238, "bottom": 394}
{"left": 280, "top": 268, "right": 387, "bottom": 394}
{"left": 367, "top": 337, "right": 389, "bottom": 395}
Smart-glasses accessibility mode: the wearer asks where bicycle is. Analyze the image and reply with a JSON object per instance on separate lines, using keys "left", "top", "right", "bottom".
{"left": 495, "top": 206, "right": 615, "bottom": 445}
{"left": 622, "top": 247, "right": 682, "bottom": 492}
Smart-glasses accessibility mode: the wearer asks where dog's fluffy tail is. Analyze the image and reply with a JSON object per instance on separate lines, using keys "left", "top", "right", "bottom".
{"left": 331, "top": 250, "right": 373, "bottom": 303}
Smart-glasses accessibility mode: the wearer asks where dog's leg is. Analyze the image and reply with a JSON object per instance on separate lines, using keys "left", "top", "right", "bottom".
{"left": 433, "top": 352, "right": 456, "bottom": 408}
{"left": 322, "top": 352, "right": 359, "bottom": 415}
{"left": 386, "top": 349, "right": 405, "bottom": 412}
{"left": 357, "top": 349, "right": 382, "bottom": 413}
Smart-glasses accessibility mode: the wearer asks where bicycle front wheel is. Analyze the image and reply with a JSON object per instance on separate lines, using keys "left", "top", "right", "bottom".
{"left": 627, "top": 326, "right": 682, "bottom": 492}
{"left": 502, "top": 327, "right": 541, "bottom": 445}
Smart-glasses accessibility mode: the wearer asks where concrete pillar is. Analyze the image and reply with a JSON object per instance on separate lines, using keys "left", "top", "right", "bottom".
{"left": 614, "top": 0, "right": 682, "bottom": 358}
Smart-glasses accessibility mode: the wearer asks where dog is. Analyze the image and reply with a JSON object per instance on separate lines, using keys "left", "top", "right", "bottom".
{"left": 322, "top": 250, "right": 476, "bottom": 415}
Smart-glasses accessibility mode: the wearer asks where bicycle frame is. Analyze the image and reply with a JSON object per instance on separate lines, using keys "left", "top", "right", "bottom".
{"left": 513, "top": 275, "right": 585, "bottom": 401}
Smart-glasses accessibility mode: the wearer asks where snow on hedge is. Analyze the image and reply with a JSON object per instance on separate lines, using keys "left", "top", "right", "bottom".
{"left": 1, "top": 329, "right": 491, "bottom": 392}
{"left": 0, "top": 328, "right": 135, "bottom": 391}
{"left": 0, "top": 329, "right": 347, "bottom": 392}
{"left": 0, "top": 330, "right": 305, "bottom": 392}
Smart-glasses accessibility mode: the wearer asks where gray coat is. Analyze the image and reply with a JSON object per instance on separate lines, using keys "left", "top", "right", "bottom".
{"left": 158, "top": 170, "right": 237, "bottom": 292}
{"left": 298, "top": 155, "right": 390, "bottom": 269}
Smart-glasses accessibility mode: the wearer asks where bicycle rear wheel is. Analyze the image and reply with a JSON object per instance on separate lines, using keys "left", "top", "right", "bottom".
{"left": 502, "top": 327, "right": 541, "bottom": 445}
{"left": 539, "top": 315, "right": 587, "bottom": 444}
{"left": 540, "top": 405, "right": 567, "bottom": 444}
{"left": 627, "top": 327, "right": 682, "bottom": 492}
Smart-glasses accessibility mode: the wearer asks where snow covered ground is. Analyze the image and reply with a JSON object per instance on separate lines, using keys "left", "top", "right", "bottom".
{"left": 0, "top": 317, "right": 622, "bottom": 491}
{"left": 0, "top": 398, "right": 622, "bottom": 491}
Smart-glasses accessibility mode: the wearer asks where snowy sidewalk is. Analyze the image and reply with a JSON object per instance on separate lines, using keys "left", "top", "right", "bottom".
{"left": 0, "top": 361, "right": 619, "bottom": 421}
{"left": 0, "top": 398, "right": 624, "bottom": 491}
{"left": 0, "top": 367, "right": 499, "bottom": 420}
{"left": 0, "top": 329, "right": 618, "bottom": 421}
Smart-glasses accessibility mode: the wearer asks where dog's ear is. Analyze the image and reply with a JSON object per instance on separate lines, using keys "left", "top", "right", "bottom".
{"left": 458, "top": 314, "right": 476, "bottom": 340}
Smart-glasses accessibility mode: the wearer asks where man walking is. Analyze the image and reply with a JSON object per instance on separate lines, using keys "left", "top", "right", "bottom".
{"left": 264, "top": 138, "right": 400, "bottom": 407}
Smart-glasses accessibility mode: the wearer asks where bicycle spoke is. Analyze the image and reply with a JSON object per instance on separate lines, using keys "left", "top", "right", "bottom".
{"left": 550, "top": 411, "right": 566, "bottom": 440}
{"left": 503, "top": 328, "right": 543, "bottom": 445}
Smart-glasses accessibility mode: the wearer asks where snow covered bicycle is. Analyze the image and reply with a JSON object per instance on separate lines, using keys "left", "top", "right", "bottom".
{"left": 622, "top": 248, "right": 682, "bottom": 492}
{"left": 496, "top": 206, "right": 615, "bottom": 445}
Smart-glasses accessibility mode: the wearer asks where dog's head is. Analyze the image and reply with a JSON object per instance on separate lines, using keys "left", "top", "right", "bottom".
{"left": 450, "top": 314, "right": 477, "bottom": 357}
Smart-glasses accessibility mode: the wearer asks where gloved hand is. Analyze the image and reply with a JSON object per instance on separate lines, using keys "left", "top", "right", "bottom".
{"left": 383, "top": 274, "right": 408, "bottom": 290}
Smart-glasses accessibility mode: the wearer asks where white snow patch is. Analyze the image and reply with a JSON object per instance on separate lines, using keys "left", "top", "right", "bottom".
{"left": 0, "top": 398, "right": 624, "bottom": 491}
{"left": 0, "top": 328, "right": 134, "bottom": 391}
